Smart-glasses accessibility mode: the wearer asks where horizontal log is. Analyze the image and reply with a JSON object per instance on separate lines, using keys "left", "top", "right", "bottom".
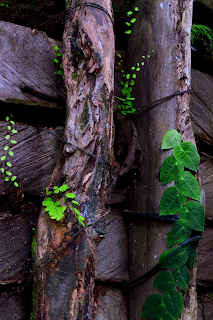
{"left": 197, "top": 228, "right": 213, "bottom": 285}
{"left": 97, "top": 212, "right": 128, "bottom": 282}
{"left": 0, "top": 213, "right": 33, "bottom": 284}
{"left": 0, "top": 21, "right": 65, "bottom": 109}
{"left": 0, "top": 122, "right": 63, "bottom": 195}
{"left": 95, "top": 285, "right": 127, "bottom": 320}
{"left": 198, "top": 157, "right": 213, "bottom": 219}
{"left": 191, "top": 69, "right": 213, "bottom": 140}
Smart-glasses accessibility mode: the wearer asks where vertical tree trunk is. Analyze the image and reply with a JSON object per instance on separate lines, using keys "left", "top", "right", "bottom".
{"left": 32, "top": 1, "right": 114, "bottom": 319}
{"left": 127, "top": 0, "right": 196, "bottom": 319}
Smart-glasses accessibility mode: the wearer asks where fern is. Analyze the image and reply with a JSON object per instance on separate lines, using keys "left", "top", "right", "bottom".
{"left": 191, "top": 24, "right": 213, "bottom": 49}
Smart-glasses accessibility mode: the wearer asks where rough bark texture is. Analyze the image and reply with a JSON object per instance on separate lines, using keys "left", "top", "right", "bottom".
{"left": 127, "top": 0, "right": 196, "bottom": 319}
{"left": 33, "top": 1, "right": 114, "bottom": 319}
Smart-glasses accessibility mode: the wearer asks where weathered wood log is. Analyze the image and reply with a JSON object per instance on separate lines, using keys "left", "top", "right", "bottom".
{"left": 190, "top": 69, "right": 213, "bottom": 141}
{"left": 197, "top": 228, "right": 213, "bottom": 285}
{"left": 95, "top": 285, "right": 128, "bottom": 320}
{"left": 33, "top": 0, "right": 114, "bottom": 319}
{"left": 0, "top": 213, "right": 33, "bottom": 284}
{"left": 198, "top": 157, "right": 213, "bottom": 220}
{"left": 0, "top": 122, "right": 63, "bottom": 195}
{"left": 96, "top": 212, "right": 128, "bottom": 282}
{"left": 127, "top": 0, "right": 196, "bottom": 319}
{"left": 0, "top": 21, "right": 65, "bottom": 109}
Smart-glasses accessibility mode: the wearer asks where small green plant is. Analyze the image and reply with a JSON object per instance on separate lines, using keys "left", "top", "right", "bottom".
{"left": 125, "top": 6, "right": 139, "bottom": 34}
{"left": 191, "top": 23, "right": 213, "bottom": 49}
{"left": 54, "top": 45, "right": 63, "bottom": 76}
{"left": 141, "top": 130, "right": 204, "bottom": 320}
{"left": 115, "top": 51, "right": 153, "bottom": 115}
{"left": 42, "top": 184, "right": 85, "bottom": 226}
{"left": 0, "top": 115, "right": 19, "bottom": 187}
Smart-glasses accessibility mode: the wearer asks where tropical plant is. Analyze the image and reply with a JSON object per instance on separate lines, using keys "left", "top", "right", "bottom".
{"left": 191, "top": 23, "right": 213, "bottom": 49}
{"left": 141, "top": 130, "right": 204, "bottom": 320}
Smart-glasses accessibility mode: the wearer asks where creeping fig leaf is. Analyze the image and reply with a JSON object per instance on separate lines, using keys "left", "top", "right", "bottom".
{"left": 153, "top": 271, "right": 175, "bottom": 293}
{"left": 172, "top": 265, "right": 190, "bottom": 293}
{"left": 166, "top": 221, "right": 191, "bottom": 247}
{"left": 173, "top": 142, "right": 200, "bottom": 172}
{"left": 175, "top": 171, "right": 201, "bottom": 201}
{"left": 160, "top": 187, "right": 186, "bottom": 216}
{"left": 160, "top": 156, "right": 184, "bottom": 185}
{"left": 179, "top": 201, "right": 204, "bottom": 231}
{"left": 159, "top": 246, "right": 188, "bottom": 269}
{"left": 162, "top": 130, "right": 181, "bottom": 149}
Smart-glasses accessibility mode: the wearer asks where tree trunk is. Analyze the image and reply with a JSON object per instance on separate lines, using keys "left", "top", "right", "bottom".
{"left": 127, "top": 0, "right": 196, "bottom": 319}
{"left": 32, "top": 1, "right": 114, "bottom": 319}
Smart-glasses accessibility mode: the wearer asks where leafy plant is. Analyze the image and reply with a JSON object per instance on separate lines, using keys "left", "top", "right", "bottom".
{"left": 54, "top": 45, "right": 63, "bottom": 76}
{"left": 125, "top": 6, "right": 139, "bottom": 34}
{"left": 42, "top": 184, "right": 85, "bottom": 226}
{"left": 0, "top": 115, "right": 19, "bottom": 187}
{"left": 191, "top": 24, "right": 213, "bottom": 49}
{"left": 141, "top": 130, "right": 204, "bottom": 320}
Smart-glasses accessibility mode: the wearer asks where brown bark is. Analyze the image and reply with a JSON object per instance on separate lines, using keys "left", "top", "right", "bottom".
{"left": 33, "top": 1, "right": 114, "bottom": 319}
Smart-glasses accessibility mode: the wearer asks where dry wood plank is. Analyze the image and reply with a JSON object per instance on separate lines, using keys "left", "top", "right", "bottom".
{"left": 95, "top": 285, "right": 127, "bottom": 320}
{"left": 0, "top": 21, "right": 65, "bottom": 109}
{"left": 0, "top": 213, "right": 33, "bottom": 284}
{"left": 96, "top": 212, "right": 128, "bottom": 282}
{"left": 190, "top": 69, "right": 213, "bottom": 140}
{"left": 197, "top": 228, "right": 213, "bottom": 285}
{"left": 198, "top": 157, "right": 213, "bottom": 219}
{"left": 0, "top": 122, "right": 63, "bottom": 195}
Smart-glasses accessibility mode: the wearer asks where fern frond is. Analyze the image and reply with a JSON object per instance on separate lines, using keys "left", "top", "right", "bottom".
{"left": 191, "top": 24, "right": 213, "bottom": 49}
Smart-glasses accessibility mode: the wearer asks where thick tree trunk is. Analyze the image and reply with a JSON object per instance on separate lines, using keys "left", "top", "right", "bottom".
{"left": 127, "top": 0, "right": 196, "bottom": 319}
{"left": 32, "top": 1, "right": 114, "bottom": 319}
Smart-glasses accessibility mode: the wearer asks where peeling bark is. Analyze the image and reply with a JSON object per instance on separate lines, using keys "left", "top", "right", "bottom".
{"left": 33, "top": 1, "right": 114, "bottom": 319}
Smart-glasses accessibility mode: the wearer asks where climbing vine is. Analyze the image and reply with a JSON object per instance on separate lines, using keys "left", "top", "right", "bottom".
{"left": 141, "top": 129, "right": 204, "bottom": 320}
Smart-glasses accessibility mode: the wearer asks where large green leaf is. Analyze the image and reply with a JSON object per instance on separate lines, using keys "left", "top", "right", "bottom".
{"left": 141, "top": 294, "right": 165, "bottom": 319}
{"left": 166, "top": 221, "right": 191, "bottom": 247}
{"left": 162, "top": 290, "right": 184, "bottom": 319}
{"left": 162, "top": 130, "right": 182, "bottom": 149}
{"left": 172, "top": 265, "right": 190, "bottom": 293}
{"left": 153, "top": 271, "right": 175, "bottom": 293}
{"left": 184, "top": 241, "right": 197, "bottom": 269}
{"left": 175, "top": 171, "right": 201, "bottom": 201}
{"left": 159, "top": 246, "right": 188, "bottom": 269}
{"left": 178, "top": 201, "right": 205, "bottom": 231}
{"left": 160, "top": 187, "right": 186, "bottom": 216}
{"left": 173, "top": 142, "right": 200, "bottom": 172}
{"left": 160, "top": 156, "right": 184, "bottom": 185}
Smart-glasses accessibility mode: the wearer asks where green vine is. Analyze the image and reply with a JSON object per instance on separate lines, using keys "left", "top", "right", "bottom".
{"left": 141, "top": 130, "right": 204, "bottom": 320}
{"left": 42, "top": 184, "right": 85, "bottom": 226}
{"left": 0, "top": 114, "right": 19, "bottom": 187}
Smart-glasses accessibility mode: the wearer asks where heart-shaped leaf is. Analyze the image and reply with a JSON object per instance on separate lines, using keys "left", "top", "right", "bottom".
{"left": 175, "top": 171, "right": 201, "bottom": 201}
{"left": 141, "top": 294, "right": 165, "bottom": 319}
{"left": 159, "top": 246, "right": 188, "bottom": 269}
{"left": 160, "top": 156, "right": 184, "bottom": 185}
{"left": 166, "top": 221, "right": 191, "bottom": 247}
{"left": 178, "top": 201, "right": 204, "bottom": 231}
{"left": 153, "top": 271, "right": 175, "bottom": 293}
{"left": 162, "top": 290, "right": 184, "bottom": 319}
{"left": 162, "top": 130, "right": 181, "bottom": 149}
{"left": 160, "top": 187, "right": 186, "bottom": 216}
{"left": 173, "top": 142, "right": 200, "bottom": 172}
{"left": 184, "top": 241, "right": 197, "bottom": 269}
{"left": 172, "top": 265, "right": 190, "bottom": 292}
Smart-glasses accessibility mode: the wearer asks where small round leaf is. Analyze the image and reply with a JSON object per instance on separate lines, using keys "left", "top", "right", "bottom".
{"left": 4, "top": 146, "right": 9, "bottom": 151}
